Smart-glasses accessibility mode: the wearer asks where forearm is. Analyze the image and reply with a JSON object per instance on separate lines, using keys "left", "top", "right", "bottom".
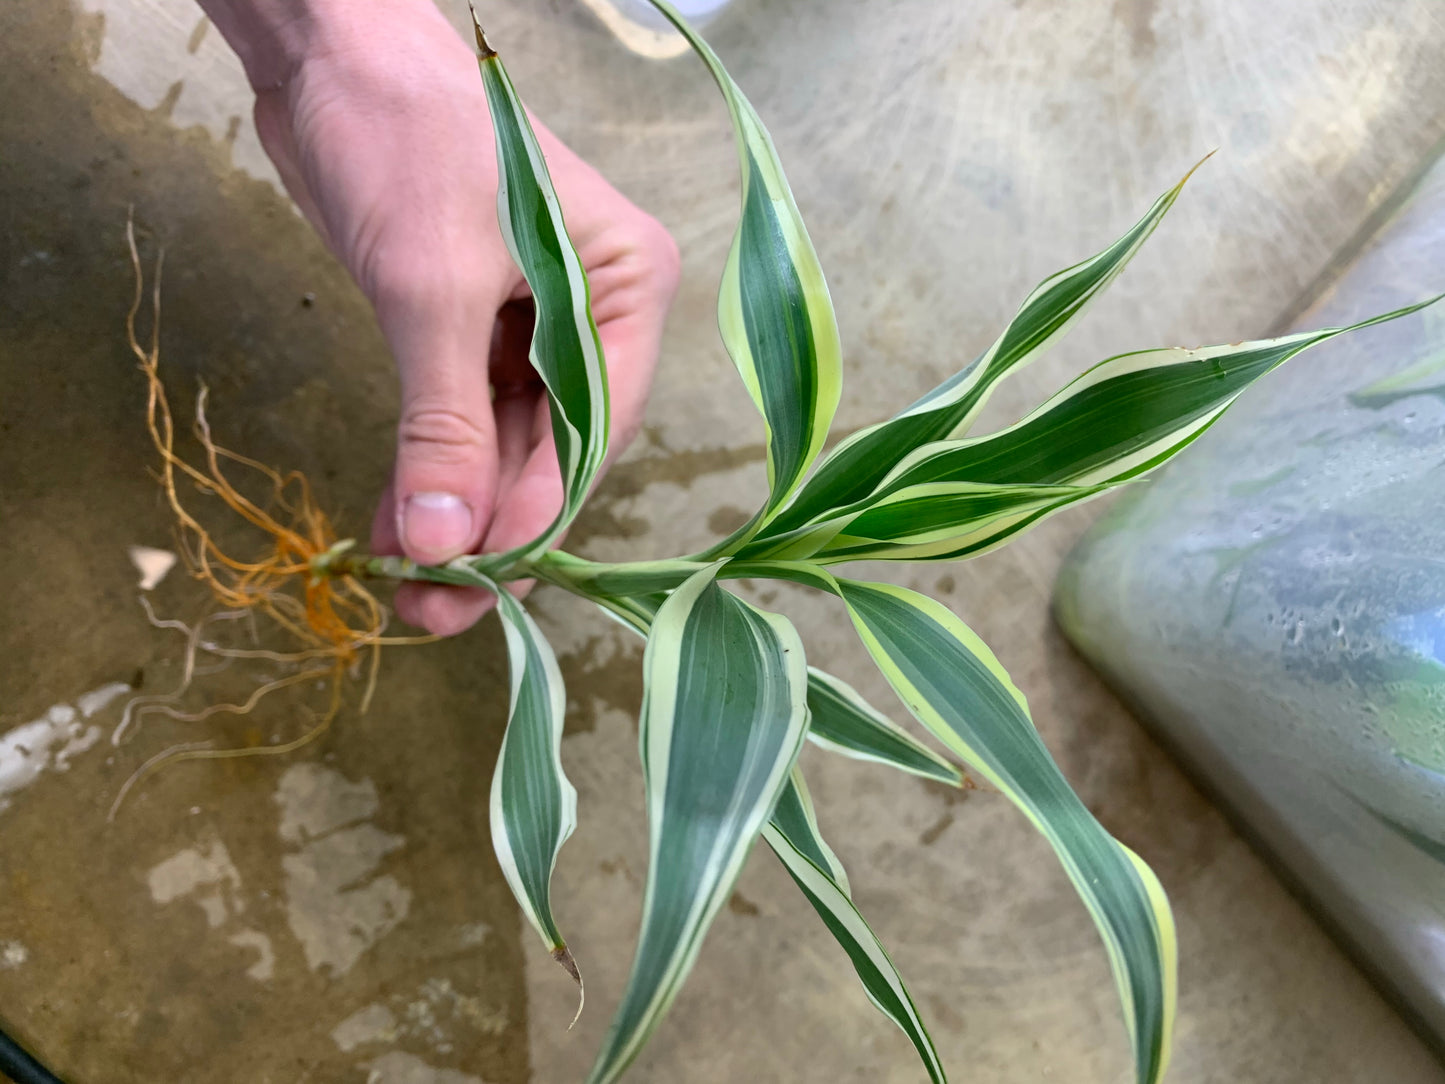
{"left": 195, "top": 0, "right": 443, "bottom": 90}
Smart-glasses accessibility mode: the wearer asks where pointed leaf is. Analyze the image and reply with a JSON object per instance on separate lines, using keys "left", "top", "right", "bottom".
{"left": 765, "top": 773, "right": 947, "bottom": 1083}
{"left": 838, "top": 578, "right": 1175, "bottom": 1084}
{"left": 821, "top": 296, "right": 1442, "bottom": 563}
{"left": 758, "top": 563, "right": 1177, "bottom": 1084}
{"left": 473, "top": 572, "right": 581, "bottom": 991}
{"left": 806, "top": 667, "right": 963, "bottom": 786}
{"left": 646, "top": 1, "right": 842, "bottom": 545}
{"left": 769, "top": 767, "right": 851, "bottom": 893}
{"left": 740, "top": 479, "right": 1106, "bottom": 563}
{"left": 587, "top": 565, "right": 810, "bottom": 1083}
{"left": 572, "top": 580, "right": 957, "bottom": 791}
{"left": 765, "top": 165, "right": 1199, "bottom": 538}
{"left": 472, "top": 20, "right": 609, "bottom": 562}
{"left": 889, "top": 298, "right": 1442, "bottom": 490}
{"left": 815, "top": 481, "right": 1111, "bottom": 563}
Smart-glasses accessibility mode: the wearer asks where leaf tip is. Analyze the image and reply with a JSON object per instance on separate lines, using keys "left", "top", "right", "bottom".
{"left": 467, "top": 2, "right": 497, "bottom": 59}
{"left": 1179, "top": 148, "right": 1217, "bottom": 189}
{"left": 552, "top": 945, "right": 585, "bottom": 1028}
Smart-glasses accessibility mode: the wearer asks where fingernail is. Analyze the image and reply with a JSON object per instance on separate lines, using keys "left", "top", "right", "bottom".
{"left": 401, "top": 492, "right": 475, "bottom": 560}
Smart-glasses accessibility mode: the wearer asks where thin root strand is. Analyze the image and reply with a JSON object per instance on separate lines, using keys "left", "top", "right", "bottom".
{"left": 113, "top": 216, "right": 434, "bottom": 818}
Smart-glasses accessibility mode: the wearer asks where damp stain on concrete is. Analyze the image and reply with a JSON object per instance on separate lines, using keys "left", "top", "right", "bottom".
{"left": 146, "top": 838, "right": 245, "bottom": 927}
{"left": 727, "top": 890, "right": 760, "bottom": 917}
{"left": 10, "top": 0, "right": 1445, "bottom": 1081}
{"left": 364, "top": 1051, "right": 489, "bottom": 1084}
{"left": 333, "top": 1002, "right": 401, "bottom": 1054}
{"left": 72, "top": 0, "right": 279, "bottom": 187}
{"left": 705, "top": 503, "right": 753, "bottom": 536}
{"left": 274, "top": 763, "right": 412, "bottom": 978}
{"left": 0, "top": 0, "right": 528, "bottom": 1078}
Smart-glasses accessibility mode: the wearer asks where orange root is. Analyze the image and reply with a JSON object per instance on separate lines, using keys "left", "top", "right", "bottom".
{"left": 113, "top": 217, "right": 437, "bottom": 816}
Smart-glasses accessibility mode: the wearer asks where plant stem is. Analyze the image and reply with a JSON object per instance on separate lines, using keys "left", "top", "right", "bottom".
{"left": 311, "top": 542, "right": 801, "bottom": 604}
{"left": 310, "top": 541, "right": 594, "bottom": 598}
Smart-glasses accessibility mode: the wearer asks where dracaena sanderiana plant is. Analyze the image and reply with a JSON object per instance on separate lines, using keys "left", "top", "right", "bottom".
{"left": 254, "top": 3, "right": 1438, "bottom": 1081}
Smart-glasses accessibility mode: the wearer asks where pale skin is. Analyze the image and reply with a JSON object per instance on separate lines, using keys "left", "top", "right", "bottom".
{"left": 197, "top": 0, "right": 680, "bottom": 635}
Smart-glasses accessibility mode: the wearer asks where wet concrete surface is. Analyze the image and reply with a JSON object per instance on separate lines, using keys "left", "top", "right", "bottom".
{"left": 3, "top": 0, "right": 1445, "bottom": 1081}
{"left": 1, "top": 3, "right": 528, "bottom": 1082}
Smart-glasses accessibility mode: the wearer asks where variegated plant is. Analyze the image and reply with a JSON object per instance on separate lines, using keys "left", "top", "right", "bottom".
{"left": 314, "top": 3, "right": 1442, "bottom": 1081}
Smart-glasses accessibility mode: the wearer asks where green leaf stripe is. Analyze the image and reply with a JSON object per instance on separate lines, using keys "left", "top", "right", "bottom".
{"left": 769, "top": 767, "right": 852, "bottom": 892}
{"left": 792, "top": 296, "right": 1442, "bottom": 565}
{"left": 538, "top": 552, "right": 708, "bottom": 600}
{"left": 739, "top": 479, "right": 1107, "bottom": 564}
{"left": 591, "top": 590, "right": 669, "bottom": 638}
{"left": 764, "top": 162, "right": 1201, "bottom": 538}
{"left": 472, "top": 15, "right": 609, "bottom": 561}
{"left": 764, "top": 772, "right": 947, "bottom": 1083}
{"left": 805, "top": 667, "right": 963, "bottom": 786}
{"left": 587, "top": 565, "right": 810, "bottom": 1083}
{"left": 645, "top": 1, "right": 843, "bottom": 543}
{"left": 841, "top": 579, "right": 1175, "bottom": 1083}
{"left": 550, "top": 568, "right": 962, "bottom": 790}
{"left": 467, "top": 570, "right": 581, "bottom": 995}
{"left": 812, "top": 481, "right": 1111, "bottom": 563}
{"left": 886, "top": 299, "right": 1444, "bottom": 496}
{"left": 758, "top": 563, "right": 1177, "bottom": 1084}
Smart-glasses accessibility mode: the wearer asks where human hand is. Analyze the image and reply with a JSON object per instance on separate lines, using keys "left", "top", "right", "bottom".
{"left": 201, "top": 0, "right": 680, "bottom": 635}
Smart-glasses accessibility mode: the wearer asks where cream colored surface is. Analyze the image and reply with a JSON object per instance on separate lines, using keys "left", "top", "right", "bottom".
{"left": 1, "top": 0, "right": 1444, "bottom": 1081}
{"left": 77, "top": 0, "right": 281, "bottom": 187}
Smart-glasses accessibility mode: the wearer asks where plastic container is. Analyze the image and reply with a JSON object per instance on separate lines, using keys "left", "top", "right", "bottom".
{"left": 1055, "top": 153, "right": 1445, "bottom": 1047}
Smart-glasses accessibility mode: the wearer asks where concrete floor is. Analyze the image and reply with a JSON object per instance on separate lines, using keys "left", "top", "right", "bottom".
{"left": 2, "top": 1, "right": 1444, "bottom": 1081}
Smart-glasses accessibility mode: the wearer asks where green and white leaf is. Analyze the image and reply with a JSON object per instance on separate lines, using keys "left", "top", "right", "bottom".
{"left": 806, "top": 667, "right": 962, "bottom": 786}
{"left": 768, "top": 767, "right": 852, "bottom": 892}
{"left": 760, "top": 564, "right": 1177, "bottom": 1084}
{"left": 809, "top": 480, "right": 1113, "bottom": 563}
{"left": 590, "top": 591, "right": 668, "bottom": 638}
{"left": 473, "top": 570, "right": 581, "bottom": 994}
{"left": 540, "top": 551, "right": 708, "bottom": 600}
{"left": 569, "top": 576, "right": 957, "bottom": 790}
{"left": 472, "top": 16, "right": 609, "bottom": 562}
{"left": 587, "top": 565, "right": 811, "bottom": 1084}
{"left": 764, "top": 771, "right": 947, "bottom": 1083}
{"left": 808, "top": 296, "right": 1443, "bottom": 563}
{"left": 763, "top": 164, "right": 1200, "bottom": 539}
{"left": 885, "top": 299, "right": 1442, "bottom": 489}
{"left": 646, "top": 0, "right": 842, "bottom": 545}
{"left": 739, "top": 479, "right": 1107, "bottom": 563}
{"left": 839, "top": 578, "right": 1175, "bottom": 1083}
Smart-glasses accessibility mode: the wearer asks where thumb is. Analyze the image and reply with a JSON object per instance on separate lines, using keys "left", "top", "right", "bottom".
{"left": 379, "top": 280, "right": 506, "bottom": 566}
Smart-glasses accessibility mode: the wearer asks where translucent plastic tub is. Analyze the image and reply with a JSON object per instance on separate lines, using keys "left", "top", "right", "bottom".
{"left": 1056, "top": 154, "right": 1445, "bottom": 1048}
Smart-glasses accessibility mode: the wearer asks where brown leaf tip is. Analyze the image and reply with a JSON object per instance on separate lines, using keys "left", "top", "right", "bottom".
{"left": 552, "top": 946, "right": 586, "bottom": 1028}
{"left": 467, "top": 2, "right": 497, "bottom": 58}
{"left": 552, "top": 944, "right": 582, "bottom": 984}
